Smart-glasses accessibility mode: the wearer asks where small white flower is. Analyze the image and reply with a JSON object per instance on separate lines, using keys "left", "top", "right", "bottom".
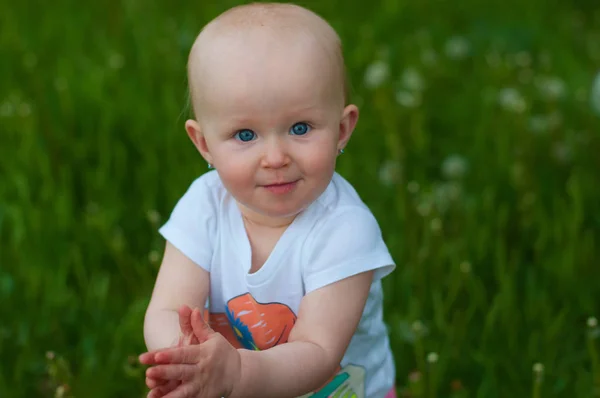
{"left": 146, "top": 209, "right": 161, "bottom": 225}
{"left": 148, "top": 250, "right": 160, "bottom": 264}
{"left": 587, "top": 317, "right": 598, "bottom": 328}
{"left": 411, "top": 320, "right": 424, "bottom": 333}
{"left": 444, "top": 36, "right": 470, "bottom": 60}
{"left": 536, "top": 76, "right": 567, "bottom": 100}
{"left": 407, "top": 181, "right": 420, "bottom": 194}
{"left": 401, "top": 67, "right": 425, "bottom": 92}
{"left": 108, "top": 52, "right": 125, "bottom": 70}
{"left": 395, "top": 90, "right": 421, "bottom": 108}
{"left": 364, "top": 60, "right": 389, "bottom": 89}
{"left": 441, "top": 154, "right": 468, "bottom": 179}
{"left": 532, "top": 362, "right": 544, "bottom": 374}
{"left": 460, "top": 261, "right": 471, "bottom": 273}
{"left": 55, "top": 385, "right": 67, "bottom": 398}
{"left": 591, "top": 71, "right": 600, "bottom": 115}
{"left": 498, "top": 87, "right": 527, "bottom": 113}
{"left": 378, "top": 160, "right": 402, "bottom": 186}
{"left": 46, "top": 351, "right": 56, "bottom": 360}
{"left": 427, "top": 352, "right": 439, "bottom": 363}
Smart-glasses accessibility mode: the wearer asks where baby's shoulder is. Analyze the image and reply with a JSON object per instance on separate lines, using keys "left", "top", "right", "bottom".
{"left": 184, "top": 170, "right": 228, "bottom": 206}
{"left": 312, "top": 173, "right": 376, "bottom": 219}
{"left": 307, "top": 173, "right": 382, "bottom": 238}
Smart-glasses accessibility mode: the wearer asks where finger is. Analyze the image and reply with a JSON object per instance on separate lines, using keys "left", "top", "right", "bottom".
{"left": 146, "top": 376, "right": 168, "bottom": 389}
{"left": 140, "top": 350, "right": 174, "bottom": 364}
{"left": 179, "top": 333, "right": 198, "bottom": 347}
{"left": 148, "top": 380, "right": 181, "bottom": 398}
{"left": 162, "top": 381, "right": 200, "bottom": 398}
{"left": 178, "top": 332, "right": 194, "bottom": 347}
{"left": 139, "top": 352, "right": 159, "bottom": 364}
{"left": 146, "top": 364, "right": 195, "bottom": 381}
{"left": 147, "top": 385, "right": 167, "bottom": 398}
{"left": 140, "top": 344, "right": 193, "bottom": 365}
{"left": 191, "top": 307, "right": 213, "bottom": 343}
{"left": 178, "top": 305, "right": 193, "bottom": 337}
{"left": 153, "top": 345, "right": 200, "bottom": 364}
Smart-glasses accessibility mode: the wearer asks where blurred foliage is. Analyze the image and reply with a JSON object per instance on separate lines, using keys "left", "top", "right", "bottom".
{"left": 1, "top": 0, "right": 600, "bottom": 397}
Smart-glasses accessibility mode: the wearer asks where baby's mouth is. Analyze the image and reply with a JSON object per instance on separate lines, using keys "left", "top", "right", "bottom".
{"left": 261, "top": 180, "right": 299, "bottom": 194}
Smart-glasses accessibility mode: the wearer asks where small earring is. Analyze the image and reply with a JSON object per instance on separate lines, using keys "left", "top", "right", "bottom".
{"left": 338, "top": 148, "right": 345, "bottom": 155}
{"left": 208, "top": 163, "right": 213, "bottom": 169}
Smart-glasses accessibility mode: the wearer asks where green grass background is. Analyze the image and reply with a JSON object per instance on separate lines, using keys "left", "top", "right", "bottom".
{"left": 1, "top": 0, "right": 600, "bottom": 397}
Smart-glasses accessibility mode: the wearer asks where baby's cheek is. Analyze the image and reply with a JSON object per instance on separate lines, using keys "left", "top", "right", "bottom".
{"left": 217, "top": 164, "right": 255, "bottom": 196}
{"left": 303, "top": 147, "right": 336, "bottom": 177}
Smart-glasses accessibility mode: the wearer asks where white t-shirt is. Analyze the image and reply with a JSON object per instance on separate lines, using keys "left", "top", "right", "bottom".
{"left": 159, "top": 170, "right": 396, "bottom": 398}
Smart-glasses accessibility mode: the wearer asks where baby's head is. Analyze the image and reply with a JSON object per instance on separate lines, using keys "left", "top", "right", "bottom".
{"left": 184, "top": 3, "right": 359, "bottom": 225}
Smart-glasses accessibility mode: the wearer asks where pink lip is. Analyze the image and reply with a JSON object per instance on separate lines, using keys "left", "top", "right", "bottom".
{"left": 262, "top": 181, "right": 298, "bottom": 195}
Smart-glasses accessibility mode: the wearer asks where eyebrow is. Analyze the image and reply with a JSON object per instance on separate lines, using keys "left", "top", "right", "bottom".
{"left": 229, "top": 105, "right": 326, "bottom": 124}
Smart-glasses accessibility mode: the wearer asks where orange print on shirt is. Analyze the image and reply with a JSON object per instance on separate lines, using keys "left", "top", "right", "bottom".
{"left": 207, "top": 293, "right": 297, "bottom": 351}
{"left": 204, "top": 293, "right": 346, "bottom": 396}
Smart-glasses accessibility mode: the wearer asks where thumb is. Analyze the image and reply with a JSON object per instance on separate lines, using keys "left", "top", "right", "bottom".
{"left": 178, "top": 305, "right": 194, "bottom": 337}
{"left": 191, "top": 307, "right": 214, "bottom": 343}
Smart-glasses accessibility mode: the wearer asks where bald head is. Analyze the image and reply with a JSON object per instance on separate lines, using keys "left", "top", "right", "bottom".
{"left": 186, "top": 3, "right": 348, "bottom": 119}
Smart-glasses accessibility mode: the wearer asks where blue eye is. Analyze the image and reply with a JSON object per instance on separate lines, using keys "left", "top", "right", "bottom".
{"left": 235, "top": 129, "right": 256, "bottom": 142}
{"left": 289, "top": 122, "right": 311, "bottom": 136}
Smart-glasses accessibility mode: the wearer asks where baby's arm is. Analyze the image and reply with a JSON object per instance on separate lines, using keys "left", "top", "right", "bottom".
{"left": 231, "top": 269, "right": 374, "bottom": 398}
{"left": 144, "top": 241, "right": 210, "bottom": 351}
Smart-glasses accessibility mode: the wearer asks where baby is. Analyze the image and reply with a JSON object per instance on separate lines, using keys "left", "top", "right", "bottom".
{"left": 139, "top": 3, "right": 397, "bottom": 398}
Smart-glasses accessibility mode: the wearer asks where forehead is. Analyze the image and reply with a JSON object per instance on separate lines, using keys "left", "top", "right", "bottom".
{"left": 194, "top": 31, "right": 341, "bottom": 118}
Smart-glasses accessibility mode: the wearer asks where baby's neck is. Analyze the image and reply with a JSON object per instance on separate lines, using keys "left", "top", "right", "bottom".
{"left": 237, "top": 203, "right": 299, "bottom": 230}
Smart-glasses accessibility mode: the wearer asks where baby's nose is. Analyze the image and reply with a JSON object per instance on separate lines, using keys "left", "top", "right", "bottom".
{"left": 261, "top": 139, "right": 289, "bottom": 168}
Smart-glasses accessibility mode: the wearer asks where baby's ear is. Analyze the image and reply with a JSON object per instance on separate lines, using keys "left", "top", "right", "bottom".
{"left": 338, "top": 104, "right": 359, "bottom": 150}
{"left": 185, "top": 119, "right": 213, "bottom": 165}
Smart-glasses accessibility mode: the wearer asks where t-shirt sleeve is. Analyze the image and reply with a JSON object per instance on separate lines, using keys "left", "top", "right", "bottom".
{"left": 158, "top": 175, "right": 216, "bottom": 272}
{"left": 302, "top": 207, "right": 396, "bottom": 294}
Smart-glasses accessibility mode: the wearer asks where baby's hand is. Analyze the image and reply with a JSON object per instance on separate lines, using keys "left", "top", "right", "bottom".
{"left": 140, "top": 308, "right": 241, "bottom": 398}
{"left": 144, "top": 305, "right": 201, "bottom": 396}
{"left": 177, "top": 305, "right": 201, "bottom": 346}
